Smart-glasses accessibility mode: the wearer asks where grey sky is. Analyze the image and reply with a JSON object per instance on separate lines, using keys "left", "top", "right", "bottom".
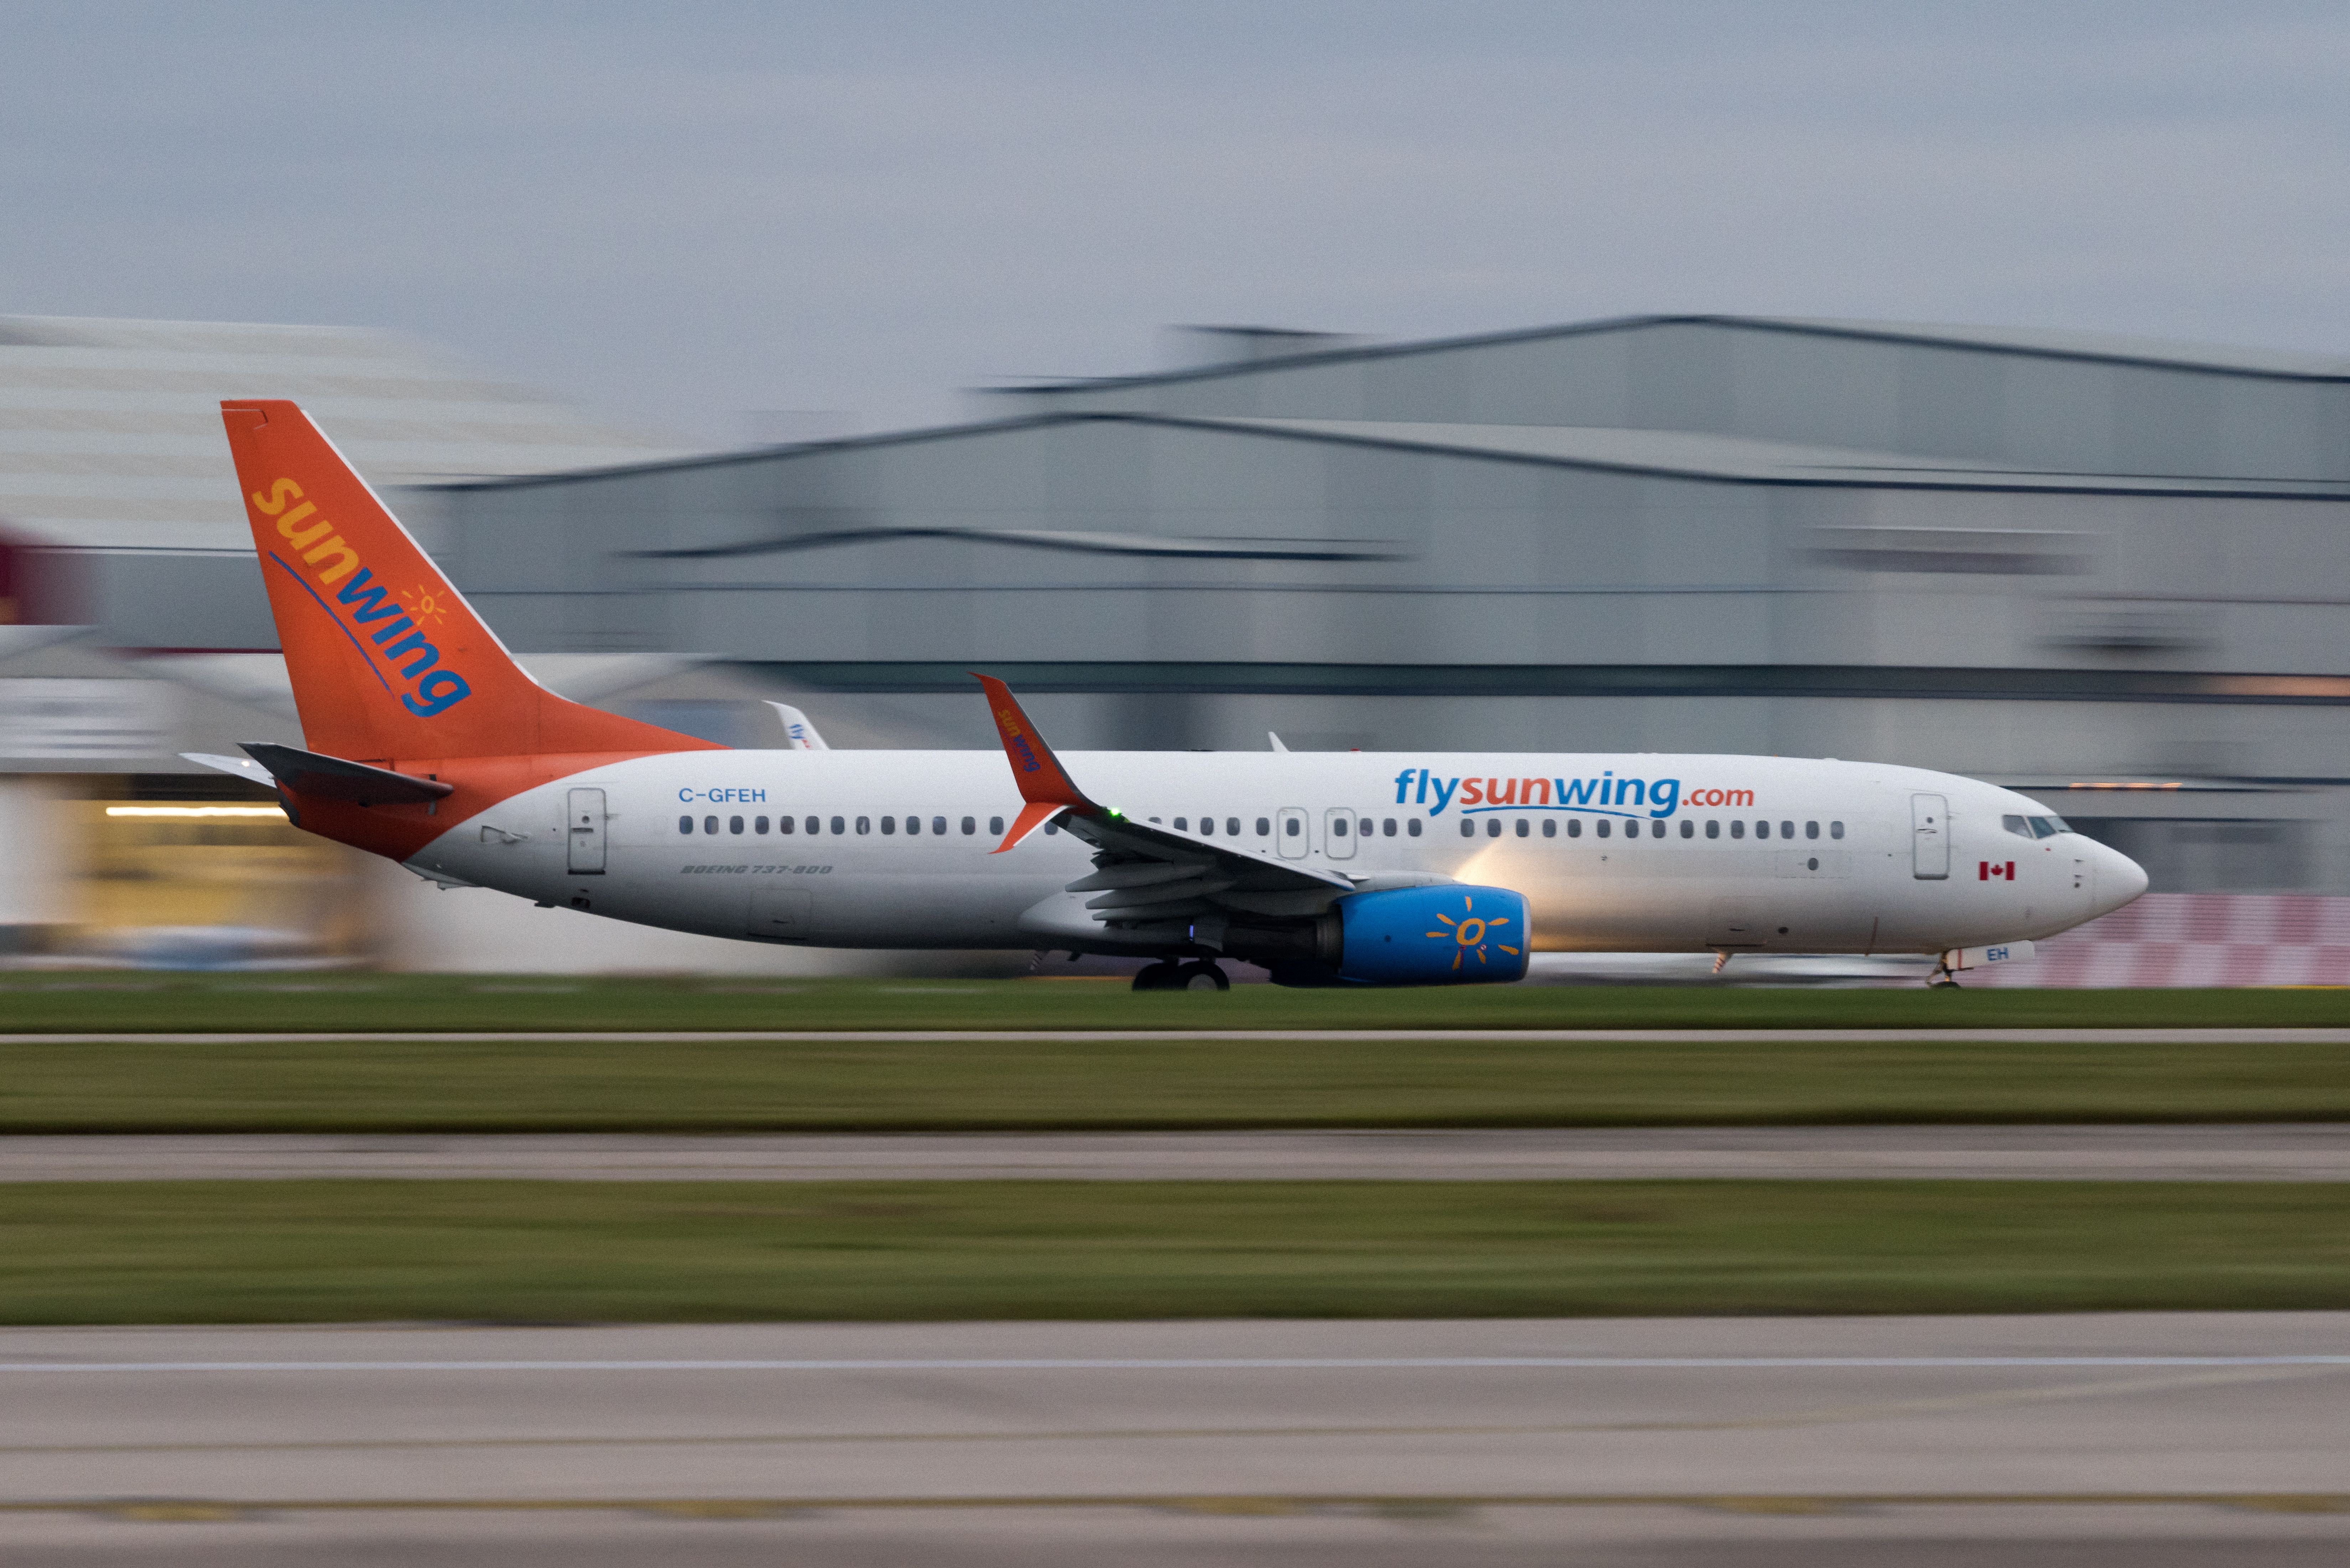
{"left": 5, "top": 2, "right": 2346, "bottom": 445}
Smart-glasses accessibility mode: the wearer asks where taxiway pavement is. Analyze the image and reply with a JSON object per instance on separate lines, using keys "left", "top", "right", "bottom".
{"left": 5, "top": 1125, "right": 2350, "bottom": 1181}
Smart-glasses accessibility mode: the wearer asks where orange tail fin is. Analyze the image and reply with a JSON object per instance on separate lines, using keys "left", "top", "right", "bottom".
{"left": 222, "top": 400, "right": 718, "bottom": 762}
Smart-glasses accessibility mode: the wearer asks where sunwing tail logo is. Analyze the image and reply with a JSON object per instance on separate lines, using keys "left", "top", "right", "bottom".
{"left": 1392, "top": 767, "right": 1752, "bottom": 820}
{"left": 251, "top": 477, "right": 471, "bottom": 719}
{"left": 1428, "top": 892, "right": 1522, "bottom": 972}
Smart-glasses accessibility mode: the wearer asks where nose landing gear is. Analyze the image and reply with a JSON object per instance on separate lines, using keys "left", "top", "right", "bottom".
{"left": 1133, "top": 960, "right": 1230, "bottom": 993}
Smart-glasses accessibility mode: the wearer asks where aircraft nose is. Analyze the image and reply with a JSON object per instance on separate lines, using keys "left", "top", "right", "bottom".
{"left": 2094, "top": 840, "right": 2149, "bottom": 914}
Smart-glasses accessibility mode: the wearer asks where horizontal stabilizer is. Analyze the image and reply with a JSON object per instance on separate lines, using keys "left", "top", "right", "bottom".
{"left": 180, "top": 751, "right": 278, "bottom": 788}
{"left": 238, "top": 741, "right": 455, "bottom": 805}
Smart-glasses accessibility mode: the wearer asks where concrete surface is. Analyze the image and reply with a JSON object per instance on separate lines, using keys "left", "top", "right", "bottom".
{"left": 5, "top": 1315, "right": 2345, "bottom": 1563}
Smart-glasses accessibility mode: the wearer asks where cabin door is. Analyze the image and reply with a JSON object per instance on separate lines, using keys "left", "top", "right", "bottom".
{"left": 1910, "top": 793, "right": 1949, "bottom": 880}
{"left": 566, "top": 788, "right": 607, "bottom": 874}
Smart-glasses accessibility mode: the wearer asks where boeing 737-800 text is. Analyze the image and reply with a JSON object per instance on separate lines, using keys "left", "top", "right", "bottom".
{"left": 189, "top": 401, "right": 2146, "bottom": 989}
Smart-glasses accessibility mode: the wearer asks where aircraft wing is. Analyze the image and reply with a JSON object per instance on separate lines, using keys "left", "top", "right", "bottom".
{"left": 973, "top": 674, "right": 1352, "bottom": 946}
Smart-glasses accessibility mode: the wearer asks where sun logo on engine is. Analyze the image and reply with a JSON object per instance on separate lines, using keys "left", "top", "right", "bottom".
{"left": 400, "top": 584, "right": 449, "bottom": 626}
{"left": 1428, "top": 893, "right": 1522, "bottom": 972}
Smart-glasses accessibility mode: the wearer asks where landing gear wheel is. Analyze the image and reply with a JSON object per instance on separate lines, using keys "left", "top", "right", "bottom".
{"left": 1175, "top": 961, "right": 1230, "bottom": 993}
{"left": 1132, "top": 962, "right": 1181, "bottom": 992}
{"left": 1926, "top": 966, "right": 1961, "bottom": 989}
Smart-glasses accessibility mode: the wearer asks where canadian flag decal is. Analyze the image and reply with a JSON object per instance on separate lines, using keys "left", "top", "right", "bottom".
{"left": 1979, "top": 860, "right": 2015, "bottom": 881}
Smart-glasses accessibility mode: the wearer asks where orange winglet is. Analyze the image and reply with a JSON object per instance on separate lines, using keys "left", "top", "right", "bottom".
{"left": 973, "top": 673, "right": 1102, "bottom": 852}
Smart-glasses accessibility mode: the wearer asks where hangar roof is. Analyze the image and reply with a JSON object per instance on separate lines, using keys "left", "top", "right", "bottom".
{"left": 999, "top": 313, "right": 2350, "bottom": 397}
{"left": 435, "top": 409, "right": 2350, "bottom": 503}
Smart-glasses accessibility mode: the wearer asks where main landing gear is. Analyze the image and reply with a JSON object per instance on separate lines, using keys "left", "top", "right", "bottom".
{"left": 1926, "top": 959, "right": 1962, "bottom": 988}
{"left": 1133, "top": 960, "right": 1230, "bottom": 993}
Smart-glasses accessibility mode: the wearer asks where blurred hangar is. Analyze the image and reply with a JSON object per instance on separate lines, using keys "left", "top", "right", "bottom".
{"left": 4, "top": 312, "right": 2348, "bottom": 968}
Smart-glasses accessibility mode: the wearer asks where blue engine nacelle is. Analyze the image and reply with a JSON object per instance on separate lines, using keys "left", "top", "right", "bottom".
{"left": 1268, "top": 885, "right": 1531, "bottom": 986}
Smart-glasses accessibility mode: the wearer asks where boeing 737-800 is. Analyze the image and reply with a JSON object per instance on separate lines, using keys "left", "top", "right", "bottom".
{"left": 189, "top": 401, "right": 2147, "bottom": 989}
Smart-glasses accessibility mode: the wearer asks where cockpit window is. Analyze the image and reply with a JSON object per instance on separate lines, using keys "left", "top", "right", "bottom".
{"left": 2002, "top": 814, "right": 2035, "bottom": 839}
{"left": 2029, "top": 816, "right": 2066, "bottom": 838}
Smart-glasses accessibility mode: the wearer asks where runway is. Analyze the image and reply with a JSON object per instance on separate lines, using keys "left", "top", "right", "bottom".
{"left": 6, "top": 1125, "right": 2350, "bottom": 1180}
{"left": 9, "top": 1026, "right": 2350, "bottom": 1044}
{"left": 2, "top": 1315, "right": 2345, "bottom": 1565}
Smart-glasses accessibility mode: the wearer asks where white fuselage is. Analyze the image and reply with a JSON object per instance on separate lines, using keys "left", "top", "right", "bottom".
{"left": 404, "top": 750, "right": 2147, "bottom": 958}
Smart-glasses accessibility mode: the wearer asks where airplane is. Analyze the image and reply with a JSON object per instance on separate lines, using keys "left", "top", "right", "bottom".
{"left": 188, "top": 400, "right": 2148, "bottom": 991}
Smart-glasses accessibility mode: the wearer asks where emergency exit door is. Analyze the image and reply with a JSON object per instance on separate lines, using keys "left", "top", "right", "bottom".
{"left": 1276, "top": 807, "right": 1309, "bottom": 859}
{"left": 1323, "top": 807, "right": 1359, "bottom": 860}
{"left": 567, "top": 788, "right": 607, "bottom": 874}
{"left": 1911, "top": 792, "right": 1948, "bottom": 880}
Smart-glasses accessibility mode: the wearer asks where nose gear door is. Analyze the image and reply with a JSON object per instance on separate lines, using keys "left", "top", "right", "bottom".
{"left": 567, "top": 788, "right": 607, "bottom": 874}
{"left": 1911, "top": 793, "right": 1948, "bottom": 880}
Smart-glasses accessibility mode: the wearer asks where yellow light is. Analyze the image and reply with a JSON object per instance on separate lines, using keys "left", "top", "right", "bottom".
{"left": 104, "top": 805, "right": 288, "bottom": 820}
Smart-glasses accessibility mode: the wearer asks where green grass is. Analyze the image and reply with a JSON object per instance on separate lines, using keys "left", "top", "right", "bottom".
{"left": 2, "top": 1180, "right": 2344, "bottom": 1323}
{"left": 3, "top": 1034, "right": 2349, "bottom": 1132}
{"left": 2, "top": 974, "right": 2349, "bottom": 1034}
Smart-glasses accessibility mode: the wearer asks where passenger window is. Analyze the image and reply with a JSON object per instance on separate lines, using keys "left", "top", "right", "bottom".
{"left": 1542, "top": 819, "right": 1556, "bottom": 838}
{"left": 1680, "top": 820, "right": 1693, "bottom": 838}
{"left": 1780, "top": 821, "right": 1793, "bottom": 839}
{"left": 779, "top": 816, "right": 794, "bottom": 834}
{"left": 1651, "top": 821, "right": 1665, "bottom": 838}
{"left": 1284, "top": 818, "right": 1301, "bottom": 837}
{"left": 1197, "top": 816, "right": 1213, "bottom": 836}
{"left": 855, "top": 817, "right": 871, "bottom": 834}
{"left": 1486, "top": 819, "right": 1501, "bottom": 837}
{"left": 907, "top": 816, "right": 921, "bottom": 835}
{"left": 1256, "top": 817, "right": 1271, "bottom": 836}
{"left": 1045, "top": 822, "right": 1059, "bottom": 835}
{"left": 1596, "top": 819, "right": 1611, "bottom": 839}
{"left": 1706, "top": 820, "right": 1720, "bottom": 838}
{"left": 704, "top": 816, "right": 718, "bottom": 835}
{"left": 755, "top": 816, "right": 769, "bottom": 834}
{"left": 1515, "top": 819, "right": 1529, "bottom": 837}
{"left": 1227, "top": 818, "right": 1241, "bottom": 837}
{"left": 1805, "top": 821, "right": 1819, "bottom": 840}
{"left": 1331, "top": 818, "right": 1347, "bottom": 837}
{"left": 1407, "top": 819, "right": 1422, "bottom": 837}
{"left": 1173, "top": 817, "right": 1187, "bottom": 831}
{"left": 989, "top": 816, "right": 1004, "bottom": 835}
{"left": 1731, "top": 820, "right": 1744, "bottom": 839}
{"left": 880, "top": 816, "right": 895, "bottom": 835}
{"left": 1754, "top": 821, "right": 1769, "bottom": 839}
{"left": 729, "top": 815, "right": 744, "bottom": 835}
{"left": 933, "top": 817, "right": 946, "bottom": 835}
{"left": 961, "top": 817, "right": 975, "bottom": 835}
{"left": 1830, "top": 821, "right": 1844, "bottom": 839}
{"left": 1359, "top": 818, "right": 1374, "bottom": 838}
{"left": 1568, "top": 818, "right": 1581, "bottom": 837}
{"left": 678, "top": 815, "right": 694, "bottom": 834}
{"left": 1460, "top": 820, "right": 1475, "bottom": 838}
